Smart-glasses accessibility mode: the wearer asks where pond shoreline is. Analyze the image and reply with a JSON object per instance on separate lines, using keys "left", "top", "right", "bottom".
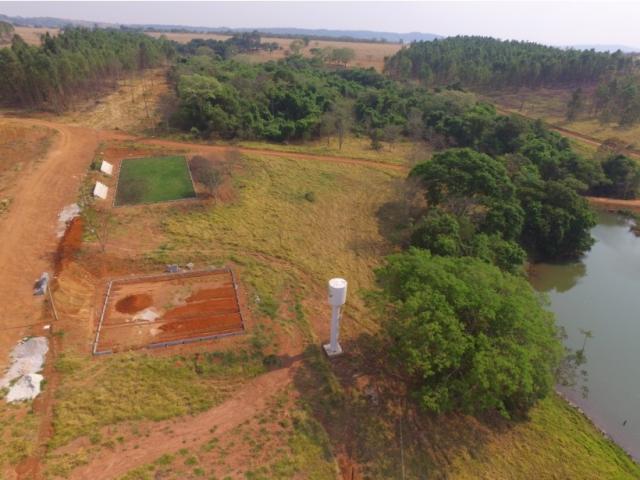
{"left": 529, "top": 211, "right": 640, "bottom": 463}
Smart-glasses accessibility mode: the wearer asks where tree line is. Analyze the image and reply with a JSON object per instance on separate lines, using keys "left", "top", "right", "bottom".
{"left": 567, "top": 75, "right": 640, "bottom": 126}
{"left": 0, "top": 27, "right": 173, "bottom": 111}
{"left": 384, "top": 36, "right": 636, "bottom": 88}
{"left": 0, "top": 21, "right": 13, "bottom": 43}
{"left": 173, "top": 32, "right": 280, "bottom": 60}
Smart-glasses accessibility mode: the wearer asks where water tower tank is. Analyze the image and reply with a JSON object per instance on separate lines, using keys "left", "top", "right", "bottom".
{"left": 328, "top": 278, "right": 347, "bottom": 306}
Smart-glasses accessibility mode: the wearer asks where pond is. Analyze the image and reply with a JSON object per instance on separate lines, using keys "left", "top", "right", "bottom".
{"left": 530, "top": 212, "right": 640, "bottom": 459}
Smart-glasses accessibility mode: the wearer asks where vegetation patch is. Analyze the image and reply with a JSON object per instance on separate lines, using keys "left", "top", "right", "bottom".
{"left": 115, "top": 156, "right": 196, "bottom": 206}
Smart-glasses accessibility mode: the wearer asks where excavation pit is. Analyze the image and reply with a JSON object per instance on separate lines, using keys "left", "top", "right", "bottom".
{"left": 93, "top": 268, "right": 244, "bottom": 354}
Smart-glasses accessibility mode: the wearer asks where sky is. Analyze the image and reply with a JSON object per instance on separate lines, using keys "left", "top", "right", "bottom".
{"left": 1, "top": 1, "right": 639, "bottom": 48}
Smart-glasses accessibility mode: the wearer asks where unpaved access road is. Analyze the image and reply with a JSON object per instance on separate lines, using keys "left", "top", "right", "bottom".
{"left": 0, "top": 118, "right": 99, "bottom": 364}
{"left": 492, "top": 105, "right": 640, "bottom": 160}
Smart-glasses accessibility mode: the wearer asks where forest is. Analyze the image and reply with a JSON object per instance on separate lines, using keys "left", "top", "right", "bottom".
{"left": 384, "top": 36, "right": 636, "bottom": 88}
{"left": 0, "top": 28, "right": 173, "bottom": 111}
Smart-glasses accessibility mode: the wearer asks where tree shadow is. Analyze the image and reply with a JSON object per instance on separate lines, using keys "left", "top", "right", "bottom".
{"left": 291, "top": 333, "right": 523, "bottom": 479}
{"left": 529, "top": 261, "right": 587, "bottom": 293}
{"left": 375, "top": 177, "right": 427, "bottom": 248}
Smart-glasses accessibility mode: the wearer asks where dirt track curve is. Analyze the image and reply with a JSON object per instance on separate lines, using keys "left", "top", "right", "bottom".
{"left": 68, "top": 365, "right": 295, "bottom": 479}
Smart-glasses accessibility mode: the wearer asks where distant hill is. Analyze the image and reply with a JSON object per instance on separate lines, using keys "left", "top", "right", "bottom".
{"left": 214, "top": 27, "right": 442, "bottom": 43}
{"left": 0, "top": 12, "right": 440, "bottom": 44}
{"left": 0, "top": 13, "right": 111, "bottom": 28}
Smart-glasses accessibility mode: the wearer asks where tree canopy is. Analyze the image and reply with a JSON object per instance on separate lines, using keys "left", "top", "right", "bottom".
{"left": 375, "top": 249, "right": 563, "bottom": 417}
{"left": 0, "top": 27, "right": 172, "bottom": 111}
{"left": 384, "top": 36, "right": 635, "bottom": 88}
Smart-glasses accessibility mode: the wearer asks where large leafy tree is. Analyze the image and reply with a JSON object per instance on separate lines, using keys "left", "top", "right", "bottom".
{"left": 517, "top": 176, "right": 596, "bottom": 259}
{"left": 410, "top": 148, "right": 524, "bottom": 240}
{"left": 375, "top": 249, "right": 563, "bottom": 417}
{"left": 598, "top": 154, "right": 640, "bottom": 199}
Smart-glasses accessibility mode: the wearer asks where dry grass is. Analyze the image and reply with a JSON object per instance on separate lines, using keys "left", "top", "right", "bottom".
{"left": 60, "top": 68, "right": 170, "bottom": 134}
{"left": 485, "top": 87, "right": 640, "bottom": 147}
{"left": 147, "top": 31, "right": 402, "bottom": 71}
{"left": 238, "top": 135, "right": 415, "bottom": 164}
{"left": 0, "top": 26, "right": 59, "bottom": 46}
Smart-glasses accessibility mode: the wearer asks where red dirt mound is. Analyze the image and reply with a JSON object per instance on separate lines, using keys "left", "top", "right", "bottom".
{"left": 115, "top": 294, "right": 153, "bottom": 314}
{"left": 54, "top": 217, "right": 84, "bottom": 275}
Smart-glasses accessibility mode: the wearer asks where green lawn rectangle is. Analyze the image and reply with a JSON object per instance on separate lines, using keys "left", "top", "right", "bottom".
{"left": 115, "top": 156, "right": 196, "bottom": 206}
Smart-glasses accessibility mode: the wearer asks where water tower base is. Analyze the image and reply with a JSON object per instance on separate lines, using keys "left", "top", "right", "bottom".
{"left": 323, "top": 342, "right": 343, "bottom": 357}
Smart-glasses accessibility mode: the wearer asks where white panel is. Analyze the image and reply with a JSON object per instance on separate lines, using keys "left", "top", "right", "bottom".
{"left": 93, "top": 181, "right": 109, "bottom": 200}
{"left": 100, "top": 161, "right": 113, "bottom": 176}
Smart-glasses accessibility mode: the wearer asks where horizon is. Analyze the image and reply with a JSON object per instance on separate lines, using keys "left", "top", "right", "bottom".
{"left": 1, "top": 1, "right": 640, "bottom": 49}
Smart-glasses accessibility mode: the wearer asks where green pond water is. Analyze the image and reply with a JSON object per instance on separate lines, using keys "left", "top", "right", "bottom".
{"left": 530, "top": 212, "right": 640, "bottom": 459}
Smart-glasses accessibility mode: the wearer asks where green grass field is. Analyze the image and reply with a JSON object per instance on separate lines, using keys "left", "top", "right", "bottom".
{"left": 115, "top": 156, "right": 196, "bottom": 206}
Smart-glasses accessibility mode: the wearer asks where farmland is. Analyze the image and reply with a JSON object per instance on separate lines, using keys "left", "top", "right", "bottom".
{"left": 147, "top": 30, "right": 402, "bottom": 71}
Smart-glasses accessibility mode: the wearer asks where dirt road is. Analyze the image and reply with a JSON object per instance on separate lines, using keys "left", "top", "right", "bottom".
{"left": 587, "top": 196, "right": 640, "bottom": 212}
{"left": 0, "top": 118, "right": 99, "bottom": 364}
{"left": 68, "top": 364, "right": 295, "bottom": 479}
{"left": 133, "top": 136, "right": 407, "bottom": 172}
{"left": 493, "top": 105, "right": 640, "bottom": 159}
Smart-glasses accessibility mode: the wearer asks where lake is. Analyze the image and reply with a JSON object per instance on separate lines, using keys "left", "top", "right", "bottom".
{"left": 530, "top": 212, "right": 640, "bottom": 460}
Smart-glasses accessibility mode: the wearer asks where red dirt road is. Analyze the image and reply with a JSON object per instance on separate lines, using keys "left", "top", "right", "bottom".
{"left": 588, "top": 196, "right": 640, "bottom": 212}
{"left": 0, "top": 118, "right": 99, "bottom": 364}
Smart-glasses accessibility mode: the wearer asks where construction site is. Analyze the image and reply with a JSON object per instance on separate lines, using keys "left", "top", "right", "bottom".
{"left": 93, "top": 268, "right": 245, "bottom": 354}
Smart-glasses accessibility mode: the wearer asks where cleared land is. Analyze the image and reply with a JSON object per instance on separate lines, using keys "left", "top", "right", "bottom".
{"left": 94, "top": 269, "right": 244, "bottom": 353}
{"left": 485, "top": 87, "right": 640, "bottom": 149}
{"left": 147, "top": 31, "right": 402, "bottom": 71}
{"left": 115, "top": 155, "right": 196, "bottom": 206}
{"left": 0, "top": 26, "right": 59, "bottom": 46}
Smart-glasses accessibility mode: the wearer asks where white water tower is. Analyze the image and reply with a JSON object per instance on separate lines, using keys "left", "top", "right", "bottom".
{"left": 323, "top": 278, "right": 347, "bottom": 357}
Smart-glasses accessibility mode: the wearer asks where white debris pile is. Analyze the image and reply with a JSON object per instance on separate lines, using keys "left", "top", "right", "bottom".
{"left": 0, "top": 337, "right": 48, "bottom": 403}
{"left": 133, "top": 308, "right": 160, "bottom": 322}
{"left": 56, "top": 203, "right": 80, "bottom": 238}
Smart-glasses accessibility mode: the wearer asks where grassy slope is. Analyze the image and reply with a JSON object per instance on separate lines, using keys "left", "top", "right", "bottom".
{"left": 115, "top": 156, "right": 196, "bottom": 206}
{"left": 450, "top": 395, "right": 640, "bottom": 479}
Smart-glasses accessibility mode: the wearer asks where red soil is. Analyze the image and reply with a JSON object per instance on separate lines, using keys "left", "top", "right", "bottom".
{"left": 115, "top": 293, "right": 153, "bottom": 314}
{"left": 54, "top": 217, "right": 83, "bottom": 275}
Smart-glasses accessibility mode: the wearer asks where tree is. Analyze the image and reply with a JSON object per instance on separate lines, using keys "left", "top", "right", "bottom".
{"left": 330, "top": 47, "right": 356, "bottom": 67}
{"left": 597, "top": 154, "right": 640, "bottom": 199}
{"left": 517, "top": 177, "right": 596, "bottom": 259}
{"left": 375, "top": 249, "right": 563, "bottom": 417}
{"left": 410, "top": 148, "right": 523, "bottom": 240}
{"left": 0, "top": 21, "right": 14, "bottom": 43}
{"left": 189, "top": 155, "right": 223, "bottom": 199}
{"left": 289, "top": 39, "right": 305, "bottom": 55}
{"left": 82, "top": 205, "right": 115, "bottom": 253}
{"left": 566, "top": 88, "right": 585, "bottom": 121}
